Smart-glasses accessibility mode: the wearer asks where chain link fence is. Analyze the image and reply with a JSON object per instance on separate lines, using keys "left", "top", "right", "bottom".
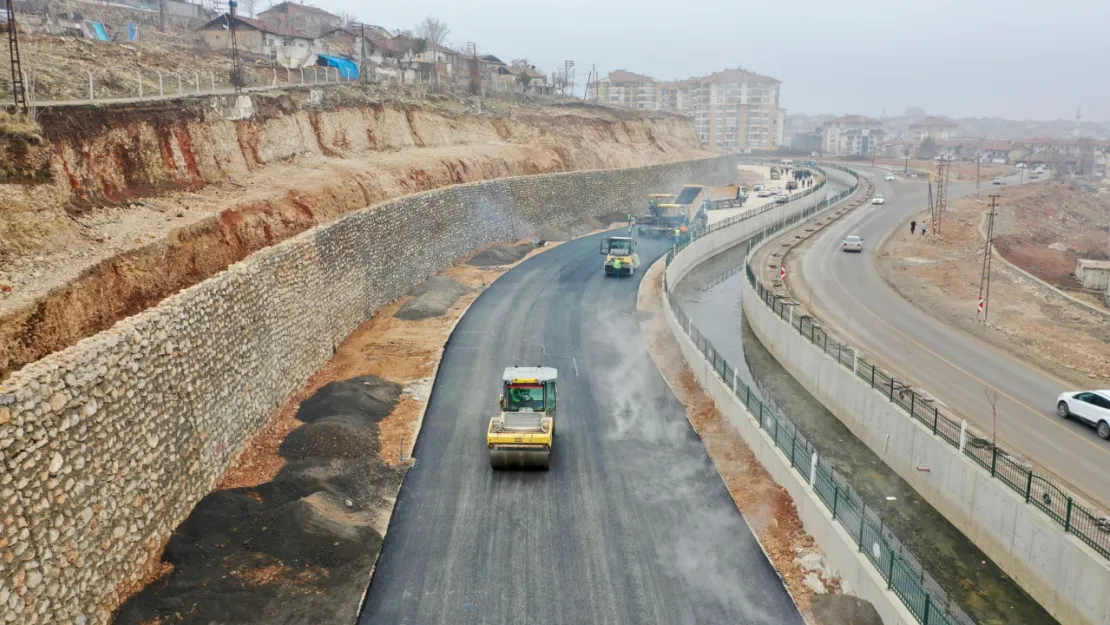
{"left": 663, "top": 163, "right": 977, "bottom": 625}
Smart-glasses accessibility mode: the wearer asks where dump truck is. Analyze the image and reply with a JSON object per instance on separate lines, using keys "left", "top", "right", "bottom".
{"left": 703, "top": 184, "right": 745, "bottom": 210}
{"left": 601, "top": 235, "right": 640, "bottom": 277}
{"left": 487, "top": 367, "right": 557, "bottom": 470}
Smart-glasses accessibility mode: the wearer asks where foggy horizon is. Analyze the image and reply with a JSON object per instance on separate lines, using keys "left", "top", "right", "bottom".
{"left": 295, "top": 0, "right": 1110, "bottom": 123}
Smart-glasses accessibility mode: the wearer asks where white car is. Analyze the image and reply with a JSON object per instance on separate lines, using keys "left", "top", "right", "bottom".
{"left": 884, "top": 174, "right": 895, "bottom": 182}
{"left": 758, "top": 189, "right": 773, "bottom": 197}
{"left": 753, "top": 183, "right": 765, "bottom": 192}
{"left": 842, "top": 235, "right": 863, "bottom": 253}
{"left": 872, "top": 194, "right": 886, "bottom": 205}
{"left": 993, "top": 177, "right": 1005, "bottom": 185}
{"left": 1057, "top": 391, "right": 1110, "bottom": 439}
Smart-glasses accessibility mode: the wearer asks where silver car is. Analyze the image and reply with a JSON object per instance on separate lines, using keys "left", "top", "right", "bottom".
{"left": 842, "top": 235, "right": 863, "bottom": 253}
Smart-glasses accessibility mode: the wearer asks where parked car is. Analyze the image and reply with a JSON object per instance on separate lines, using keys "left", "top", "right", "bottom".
{"left": 1056, "top": 391, "right": 1110, "bottom": 439}
{"left": 754, "top": 183, "right": 765, "bottom": 192}
{"left": 842, "top": 235, "right": 863, "bottom": 253}
{"left": 993, "top": 177, "right": 1005, "bottom": 185}
{"left": 758, "top": 189, "right": 773, "bottom": 197}
{"left": 872, "top": 194, "right": 886, "bottom": 205}
{"left": 884, "top": 173, "right": 895, "bottom": 181}
{"left": 775, "top": 194, "right": 789, "bottom": 204}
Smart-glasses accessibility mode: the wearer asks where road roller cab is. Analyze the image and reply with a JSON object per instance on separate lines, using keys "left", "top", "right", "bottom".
{"left": 601, "top": 236, "right": 640, "bottom": 277}
{"left": 487, "top": 367, "right": 557, "bottom": 470}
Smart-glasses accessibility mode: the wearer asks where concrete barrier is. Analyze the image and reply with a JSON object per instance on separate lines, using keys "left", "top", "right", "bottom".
{"left": 741, "top": 266, "right": 1110, "bottom": 625}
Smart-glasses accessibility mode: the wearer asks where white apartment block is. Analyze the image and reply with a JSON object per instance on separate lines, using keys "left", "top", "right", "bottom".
{"left": 593, "top": 67, "right": 783, "bottom": 151}
{"left": 822, "top": 115, "right": 885, "bottom": 156}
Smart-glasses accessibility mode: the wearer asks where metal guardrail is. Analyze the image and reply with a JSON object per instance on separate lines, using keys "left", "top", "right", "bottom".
{"left": 743, "top": 226, "right": 1110, "bottom": 564}
{"left": 663, "top": 163, "right": 976, "bottom": 625}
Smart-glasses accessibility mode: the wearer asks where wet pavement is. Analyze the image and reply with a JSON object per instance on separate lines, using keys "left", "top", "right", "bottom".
{"left": 673, "top": 240, "right": 1059, "bottom": 625}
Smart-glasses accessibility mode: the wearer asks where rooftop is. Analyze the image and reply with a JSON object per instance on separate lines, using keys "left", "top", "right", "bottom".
{"left": 606, "top": 70, "right": 656, "bottom": 84}
{"left": 681, "top": 67, "right": 780, "bottom": 85}
{"left": 258, "top": 2, "right": 342, "bottom": 19}
{"left": 201, "top": 14, "right": 309, "bottom": 38}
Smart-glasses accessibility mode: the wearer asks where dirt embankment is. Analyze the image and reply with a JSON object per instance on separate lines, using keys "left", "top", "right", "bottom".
{"left": 877, "top": 183, "right": 1110, "bottom": 387}
{"left": 0, "top": 88, "right": 707, "bottom": 379}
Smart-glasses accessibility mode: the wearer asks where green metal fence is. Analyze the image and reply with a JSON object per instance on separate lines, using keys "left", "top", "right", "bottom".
{"left": 663, "top": 163, "right": 976, "bottom": 625}
{"left": 743, "top": 256, "right": 1110, "bottom": 563}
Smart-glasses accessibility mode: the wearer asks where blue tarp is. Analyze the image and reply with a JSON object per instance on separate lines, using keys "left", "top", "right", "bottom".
{"left": 317, "top": 54, "right": 359, "bottom": 80}
{"left": 90, "top": 21, "right": 109, "bottom": 41}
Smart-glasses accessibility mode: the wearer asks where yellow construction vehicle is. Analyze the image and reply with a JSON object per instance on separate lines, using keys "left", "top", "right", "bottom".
{"left": 600, "top": 235, "right": 640, "bottom": 277}
{"left": 487, "top": 367, "right": 557, "bottom": 470}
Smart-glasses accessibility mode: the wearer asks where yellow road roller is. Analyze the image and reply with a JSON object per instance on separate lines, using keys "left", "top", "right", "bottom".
{"left": 487, "top": 366, "right": 557, "bottom": 470}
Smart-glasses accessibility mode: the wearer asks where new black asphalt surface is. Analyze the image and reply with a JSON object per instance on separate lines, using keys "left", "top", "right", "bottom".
{"left": 359, "top": 232, "right": 804, "bottom": 625}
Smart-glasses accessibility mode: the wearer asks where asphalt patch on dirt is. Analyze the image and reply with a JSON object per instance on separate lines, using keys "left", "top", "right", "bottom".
{"left": 395, "top": 276, "right": 472, "bottom": 321}
{"left": 808, "top": 594, "right": 883, "bottom": 625}
{"left": 467, "top": 241, "right": 537, "bottom": 266}
{"left": 113, "top": 375, "right": 407, "bottom": 625}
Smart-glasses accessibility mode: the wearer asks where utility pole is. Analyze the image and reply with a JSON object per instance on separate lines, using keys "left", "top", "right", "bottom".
{"left": 359, "top": 23, "right": 366, "bottom": 84}
{"left": 5, "top": 0, "right": 28, "bottom": 113}
{"left": 977, "top": 195, "right": 1000, "bottom": 322}
{"left": 228, "top": 0, "right": 244, "bottom": 92}
{"left": 159, "top": 0, "right": 166, "bottom": 33}
{"left": 563, "top": 60, "right": 574, "bottom": 100}
{"left": 975, "top": 150, "right": 981, "bottom": 198}
{"left": 934, "top": 157, "right": 950, "bottom": 235}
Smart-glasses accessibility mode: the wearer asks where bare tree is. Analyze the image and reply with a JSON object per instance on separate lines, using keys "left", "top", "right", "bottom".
{"left": 984, "top": 384, "right": 1000, "bottom": 448}
{"left": 239, "top": 0, "right": 257, "bottom": 18}
{"left": 550, "top": 68, "right": 569, "bottom": 97}
{"left": 416, "top": 16, "right": 450, "bottom": 45}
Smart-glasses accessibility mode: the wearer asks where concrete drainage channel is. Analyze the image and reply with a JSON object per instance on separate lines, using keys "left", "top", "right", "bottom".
{"left": 661, "top": 164, "right": 975, "bottom": 625}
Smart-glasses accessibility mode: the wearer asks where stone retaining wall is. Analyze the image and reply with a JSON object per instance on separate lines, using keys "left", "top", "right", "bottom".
{"left": 0, "top": 153, "right": 738, "bottom": 625}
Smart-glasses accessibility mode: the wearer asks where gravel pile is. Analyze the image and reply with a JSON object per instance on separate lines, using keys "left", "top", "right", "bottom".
{"left": 113, "top": 376, "right": 406, "bottom": 625}
{"left": 395, "top": 276, "right": 473, "bottom": 320}
{"left": 466, "top": 241, "right": 537, "bottom": 266}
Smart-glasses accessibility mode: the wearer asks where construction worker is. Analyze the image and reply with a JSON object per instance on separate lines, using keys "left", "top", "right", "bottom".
{"left": 680, "top": 225, "right": 689, "bottom": 244}
{"left": 627, "top": 212, "right": 634, "bottom": 225}
{"left": 673, "top": 227, "right": 681, "bottom": 243}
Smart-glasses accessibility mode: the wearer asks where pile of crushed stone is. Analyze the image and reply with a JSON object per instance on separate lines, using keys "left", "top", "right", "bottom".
{"left": 395, "top": 276, "right": 472, "bottom": 321}
{"left": 113, "top": 376, "right": 407, "bottom": 625}
{"left": 467, "top": 241, "right": 536, "bottom": 266}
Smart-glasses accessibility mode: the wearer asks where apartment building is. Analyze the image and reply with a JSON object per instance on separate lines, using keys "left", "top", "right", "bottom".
{"left": 908, "top": 116, "right": 959, "bottom": 142}
{"left": 822, "top": 115, "right": 884, "bottom": 156}
{"left": 592, "top": 67, "right": 783, "bottom": 150}
{"left": 594, "top": 70, "right": 660, "bottom": 110}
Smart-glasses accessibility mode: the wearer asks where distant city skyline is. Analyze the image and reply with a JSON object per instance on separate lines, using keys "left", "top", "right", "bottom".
{"left": 305, "top": 0, "right": 1110, "bottom": 122}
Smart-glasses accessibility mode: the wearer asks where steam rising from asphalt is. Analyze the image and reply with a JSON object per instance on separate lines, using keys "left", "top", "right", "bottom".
{"left": 586, "top": 306, "right": 784, "bottom": 624}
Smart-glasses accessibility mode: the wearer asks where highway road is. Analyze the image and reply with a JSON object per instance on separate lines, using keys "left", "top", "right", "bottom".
{"left": 358, "top": 233, "right": 803, "bottom": 624}
{"left": 778, "top": 167, "right": 1110, "bottom": 510}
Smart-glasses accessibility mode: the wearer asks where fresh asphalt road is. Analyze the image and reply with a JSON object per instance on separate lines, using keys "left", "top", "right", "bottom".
{"left": 359, "top": 233, "right": 803, "bottom": 625}
{"left": 788, "top": 167, "right": 1110, "bottom": 509}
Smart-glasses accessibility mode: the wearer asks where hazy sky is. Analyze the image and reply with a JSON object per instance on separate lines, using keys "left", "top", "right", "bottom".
{"left": 305, "top": 0, "right": 1110, "bottom": 121}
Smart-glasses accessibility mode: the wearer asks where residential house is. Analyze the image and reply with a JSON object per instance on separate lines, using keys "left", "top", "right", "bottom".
{"left": 822, "top": 115, "right": 884, "bottom": 157}
{"left": 257, "top": 1, "right": 343, "bottom": 37}
{"left": 198, "top": 14, "right": 318, "bottom": 68}
{"left": 318, "top": 25, "right": 392, "bottom": 66}
{"left": 909, "top": 116, "right": 959, "bottom": 142}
